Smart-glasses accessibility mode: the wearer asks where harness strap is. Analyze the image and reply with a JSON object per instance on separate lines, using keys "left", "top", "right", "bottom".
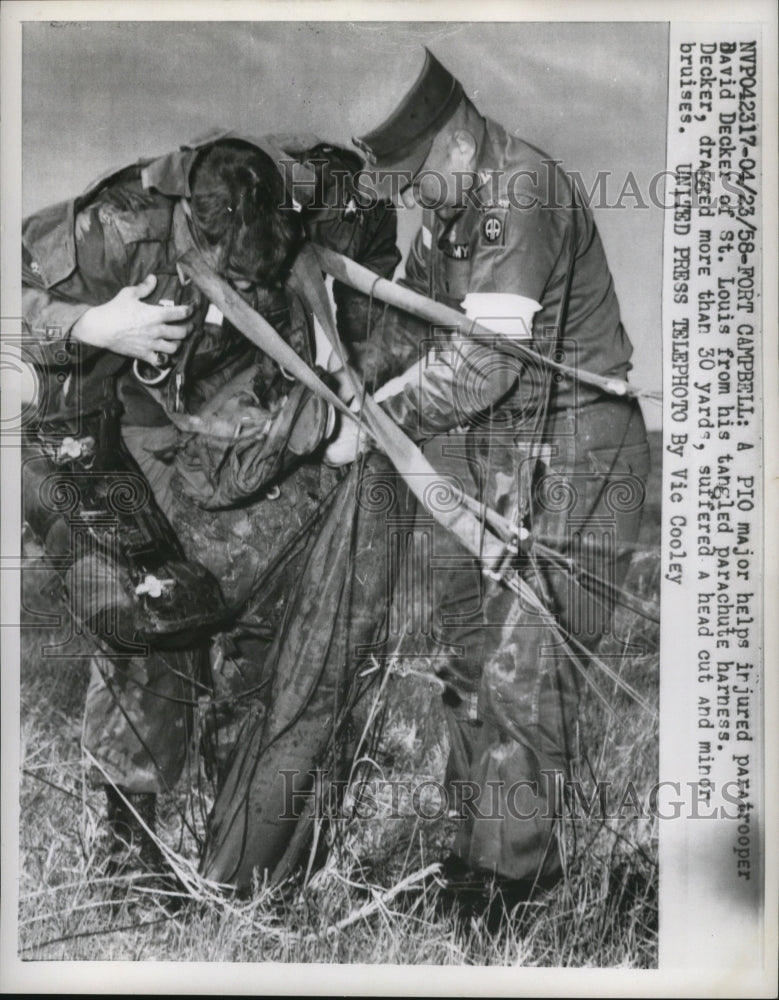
{"left": 311, "top": 243, "right": 662, "bottom": 402}
{"left": 291, "top": 245, "right": 509, "bottom": 572}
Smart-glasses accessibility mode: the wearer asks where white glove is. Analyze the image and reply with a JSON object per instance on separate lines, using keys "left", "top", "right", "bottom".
{"left": 323, "top": 420, "right": 371, "bottom": 467}
{"left": 323, "top": 398, "right": 370, "bottom": 467}
{"left": 333, "top": 368, "right": 358, "bottom": 403}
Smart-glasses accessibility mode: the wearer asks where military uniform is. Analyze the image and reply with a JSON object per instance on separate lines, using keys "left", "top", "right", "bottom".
{"left": 353, "top": 50, "right": 651, "bottom": 882}
{"left": 22, "top": 133, "right": 403, "bottom": 795}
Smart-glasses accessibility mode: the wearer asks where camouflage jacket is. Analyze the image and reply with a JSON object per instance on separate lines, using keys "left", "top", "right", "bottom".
{"left": 21, "top": 131, "right": 402, "bottom": 430}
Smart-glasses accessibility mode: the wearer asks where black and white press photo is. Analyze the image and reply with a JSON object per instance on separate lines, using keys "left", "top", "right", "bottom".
{"left": 0, "top": 4, "right": 775, "bottom": 996}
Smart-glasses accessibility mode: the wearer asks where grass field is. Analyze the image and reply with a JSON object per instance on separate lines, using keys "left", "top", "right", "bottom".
{"left": 17, "top": 433, "right": 661, "bottom": 966}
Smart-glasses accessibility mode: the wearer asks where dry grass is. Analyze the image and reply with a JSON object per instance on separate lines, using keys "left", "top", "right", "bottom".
{"left": 16, "top": 437, "right": 661, "bottom": 966}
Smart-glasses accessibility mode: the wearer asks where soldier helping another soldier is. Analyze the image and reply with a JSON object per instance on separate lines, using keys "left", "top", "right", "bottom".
{"left": 22, "top": 46, "right": 650, "bottom": 913}
{"left": 201, "top": 48, "right": 651, "bottom": 902}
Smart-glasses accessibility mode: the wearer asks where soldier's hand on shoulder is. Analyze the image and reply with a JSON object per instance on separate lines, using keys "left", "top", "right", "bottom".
{"left": 71, "top": 274, "right": 194, "bottom": 365}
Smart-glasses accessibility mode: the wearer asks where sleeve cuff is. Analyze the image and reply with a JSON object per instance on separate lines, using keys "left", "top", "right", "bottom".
{"left": 27, "top": 302, "right": 90, "bottom": 343}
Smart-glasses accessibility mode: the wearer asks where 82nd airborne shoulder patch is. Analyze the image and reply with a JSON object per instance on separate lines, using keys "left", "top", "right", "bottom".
{"left": 481, "top": 211, "right": 506, "bottom": 246}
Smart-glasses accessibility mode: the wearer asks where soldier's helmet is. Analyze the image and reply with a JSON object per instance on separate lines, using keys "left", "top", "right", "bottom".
{"left": 352, "top": 48, "right": 464, "bottom": 182}
{"left": 189, "top": 139, "right": 304, "bottom": 288}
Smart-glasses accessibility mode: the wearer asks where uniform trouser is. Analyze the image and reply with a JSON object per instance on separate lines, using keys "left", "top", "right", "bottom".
{"left": 83, "top": 424, "right": 336, "bottom": 793}
{"left": 418, "top": 397, "right": 650, "bottom": 881}
{"left": 82, "top": 424, "right": 195, "bottom": 793}
{"left": 19, "top": 422, "right": 202, "bottom": 795}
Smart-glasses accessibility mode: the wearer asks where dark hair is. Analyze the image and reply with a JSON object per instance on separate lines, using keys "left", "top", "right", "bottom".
{"left": 189, "top": 139, "right": 304, "bottom": 287}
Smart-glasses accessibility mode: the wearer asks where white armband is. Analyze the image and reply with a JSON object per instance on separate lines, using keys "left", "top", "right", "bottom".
{"left": 461, "top": 293, "right": 541, "bottom": 341}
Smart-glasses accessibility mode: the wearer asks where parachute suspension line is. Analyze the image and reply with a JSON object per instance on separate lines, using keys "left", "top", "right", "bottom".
{"left": 287, "top": 521, "right": 392, "bottom": 880}
{"left": 560, "top": 619, "right": 657, "bottom": 721}
{"left": 525, "top": 356, "right": 557, "bottom": 606}
{"left": 454, "top": 485, "right": 659, "bottom": 626}
{"left": 322, "top": 659, "right": 393, "bottom": 863}
{"left": 534, "top": 541, "right": 660, "bottom": 626}
{"left": 504, "top": 573, "right": 658, "bottom": 721}
{"left": 364, "top": 270, "right": 384, "bottom": 393}
{"left": 186, "top": 645, "right": 218, "bottom": 848}
{"left": 327, "top": 454, "right": 365, "bottom": 785}
{"left": 523, "top": 219, "right": 574, "bottom": 608}
{"left": 316, "top": 284, "right": 396, "bottom": 864}
{"left": 346, "top": 268, "right": 387, "bottom": 454}
{"left": 479, "top": 399, "right": 495, "bottom": 569}
{"left": 350, "top": 702, "right": 390, "bottom": 828}
{"left": 349, "top": 272, "right": 395, "bottom": 780}
{"left": 152, "top": 654, "right": 214, "bottom": 700}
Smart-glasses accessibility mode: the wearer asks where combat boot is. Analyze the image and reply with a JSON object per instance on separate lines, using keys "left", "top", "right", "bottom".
{"left": 102, "top": 785, "right": 187, "bottom": 909}
{"left": 103, "top": 785, "right": 165, "bottom": 876}
{"left": 430, "top": 852, "right": 560, "bottom": 931}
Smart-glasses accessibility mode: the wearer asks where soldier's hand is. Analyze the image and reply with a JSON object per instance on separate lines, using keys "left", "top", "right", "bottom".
{"left": 71, "top": 274, "right": 194, "bottom": 364}
{"left": 323, "top": 405, "right": 371, "bottom": 467}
